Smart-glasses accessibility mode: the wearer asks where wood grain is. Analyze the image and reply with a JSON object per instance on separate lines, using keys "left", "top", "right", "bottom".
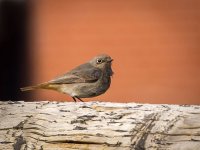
{"left": 0, "top": 101, "right": 200, "bottom": 150}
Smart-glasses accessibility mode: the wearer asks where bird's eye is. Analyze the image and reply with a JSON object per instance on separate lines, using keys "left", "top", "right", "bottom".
{"left": 96, "top": 59, "right": 103, "bottom": 64}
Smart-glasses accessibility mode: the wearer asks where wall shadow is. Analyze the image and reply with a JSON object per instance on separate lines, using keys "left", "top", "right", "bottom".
{"left": 0, "top": 0, "right": 32, "bottom": 101}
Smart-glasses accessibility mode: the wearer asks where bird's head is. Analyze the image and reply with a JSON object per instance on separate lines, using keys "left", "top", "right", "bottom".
{"left": 90, "top": 54, "right": 113, "bottom": 76}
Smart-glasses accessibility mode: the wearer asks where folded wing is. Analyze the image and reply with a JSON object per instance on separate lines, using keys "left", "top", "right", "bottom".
{"left": 49, "top": 63, "right": 102, "bottom": 84}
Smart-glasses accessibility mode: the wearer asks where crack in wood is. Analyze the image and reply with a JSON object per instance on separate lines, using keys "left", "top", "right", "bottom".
{"left": 71, "top": 115, "right": 98, "bottom": 125}
{"left": 46, "top": 140, "right": 105, "bottom": 145}
{"left": 13, "top": 135, "right": 26, "bottom": 150}
{"left": 71, "top": 119, "right": 87, "bottom": 124}
{"left": 114, "top": 130, "right": 128, "bottom": 132}
{"left": 73, "top": 126, "right": 87, "bottom": 130}
{"left": 77, "top": 115, "right": 98, "bottom": 120}
{"left": 131, "top": 113, "right": 159, "bottom": 150}
{"left": 45, "top": 139, "right": 122, "bottom": 147}
{"left": 0, "top": 141, "right": 13, "bottom": 144}
{"left": 59, "top": 109, "right": 70, "bottom": 112}
{"left": 0, "top": 128, "right": 13, "bottom": 131}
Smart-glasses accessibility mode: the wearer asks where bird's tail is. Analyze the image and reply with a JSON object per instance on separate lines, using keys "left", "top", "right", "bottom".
{"left": 20, "top": 85, "right": 40, "bottom": 91}
{"left": 20, "top": 83, "right": 53, "bottom": 92}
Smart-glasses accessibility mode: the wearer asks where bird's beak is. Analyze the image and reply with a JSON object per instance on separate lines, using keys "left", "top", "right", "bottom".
{"left": 107, "top": 59, "right": 113, "bottom": 63}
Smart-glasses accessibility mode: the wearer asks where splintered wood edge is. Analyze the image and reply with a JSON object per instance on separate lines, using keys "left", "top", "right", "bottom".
{"left": 0, "top": 101, "right": 200, "bottom": 150}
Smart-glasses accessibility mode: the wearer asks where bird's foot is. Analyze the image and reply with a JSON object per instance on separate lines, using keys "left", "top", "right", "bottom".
{"left": 72, "top": 96, "right": 84, "bottom": 102}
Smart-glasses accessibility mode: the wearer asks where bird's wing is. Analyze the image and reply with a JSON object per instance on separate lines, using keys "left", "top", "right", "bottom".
{"left": 48, "top": 63, "right": 102, "bottom": 84}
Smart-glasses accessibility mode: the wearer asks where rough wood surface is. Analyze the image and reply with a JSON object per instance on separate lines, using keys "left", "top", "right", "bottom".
{"left": 0, "top": 101, "right": 200, "bottom": 150}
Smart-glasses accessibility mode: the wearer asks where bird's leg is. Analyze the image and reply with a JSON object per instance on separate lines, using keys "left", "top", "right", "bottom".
{"left": 75, "top": 96, "right": 84, "bottom": 102}
{"left": 72, "top": 97, "right": 77, "bottom": 102}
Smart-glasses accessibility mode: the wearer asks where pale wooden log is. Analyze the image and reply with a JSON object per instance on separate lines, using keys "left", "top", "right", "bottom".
{"left": 0, "top": 101, "right": 200, "bottom": 150}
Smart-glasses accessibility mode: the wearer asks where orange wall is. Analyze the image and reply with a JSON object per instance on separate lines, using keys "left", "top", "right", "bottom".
{"left": 31, "top": 0, "right": 200, "bottom": 104}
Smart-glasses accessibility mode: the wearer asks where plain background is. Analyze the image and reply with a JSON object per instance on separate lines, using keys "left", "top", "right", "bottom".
{"left": 28, "top": 0, "right": 200, "bottom": 104}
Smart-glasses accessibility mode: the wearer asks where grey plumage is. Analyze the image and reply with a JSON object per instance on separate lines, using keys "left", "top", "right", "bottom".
{"left": 21, "top": 54, "right": 113, "bottom": 102}
{"left": 49, "top": 63, "right": 102, "bottom": 84}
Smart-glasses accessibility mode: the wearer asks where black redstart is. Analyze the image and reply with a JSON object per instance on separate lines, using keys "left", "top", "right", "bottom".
{"left": 20, "top": 54, "right": 113, "bottom": 102}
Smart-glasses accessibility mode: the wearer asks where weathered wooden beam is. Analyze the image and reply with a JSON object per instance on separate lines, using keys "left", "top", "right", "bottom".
{"left": 0, "top": 101, "right": 200, "bottom": 150}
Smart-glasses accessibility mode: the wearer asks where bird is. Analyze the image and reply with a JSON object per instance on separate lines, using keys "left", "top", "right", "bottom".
{"left": 20, "top": 54, "right": 113, "bottom": 102}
